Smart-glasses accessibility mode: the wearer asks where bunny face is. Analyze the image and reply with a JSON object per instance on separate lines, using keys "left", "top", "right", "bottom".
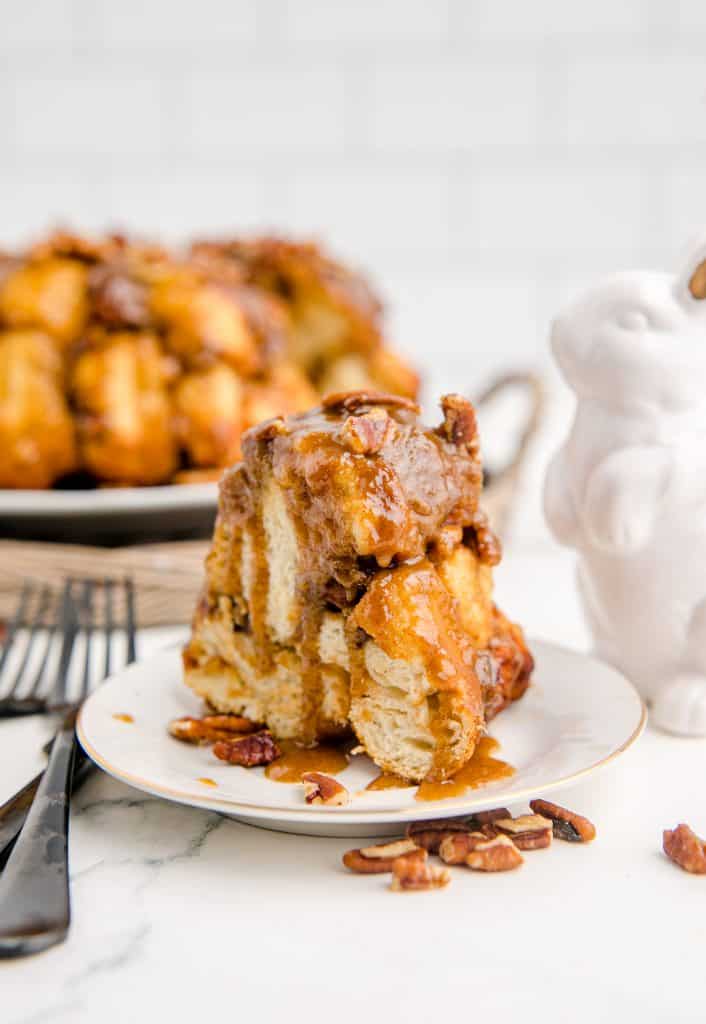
{"left": 551, "top": 269, "right": 706, "bottom": 415}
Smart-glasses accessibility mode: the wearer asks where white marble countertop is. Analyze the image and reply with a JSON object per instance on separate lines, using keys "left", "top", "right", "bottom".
{"left": 2, "top": 541, "right": 704, "bottom": 1024}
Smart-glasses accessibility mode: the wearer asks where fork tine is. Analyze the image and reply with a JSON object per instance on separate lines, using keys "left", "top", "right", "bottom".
{"left": 125, "top": 578, "right": 137, "bottom": 666}
{"left": 78, "top": 580, "right": 95, "bottom": 701}
{"left": 26, "top": 584, "right": 66, "bottom": 697}
{"left": 103, "top": 578, "right": 114, "bottom": 680}
{"left": 51, "top": 579, "right": 78, "bottom": 706}
{"left": 4, "top": 586, "right": 53, "bottom": 699}
{"left": 0, "top": 581, "right": 35, "bottom": 685}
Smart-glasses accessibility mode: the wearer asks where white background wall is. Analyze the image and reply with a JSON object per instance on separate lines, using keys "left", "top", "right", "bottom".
{"left": 1, "top": 0, "right": 705, "bottom": 440}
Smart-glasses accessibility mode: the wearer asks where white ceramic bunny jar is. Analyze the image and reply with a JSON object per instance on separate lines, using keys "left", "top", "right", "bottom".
{"left": 544, "top": 239, "right": 706, "bottom": 735}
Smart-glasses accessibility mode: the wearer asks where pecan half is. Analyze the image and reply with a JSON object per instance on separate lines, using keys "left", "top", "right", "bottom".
{"left": 302, "top": 772, "right": 349, "bottom": 807}
{"left": 492, "top": 814, "right": 553, "bottom": 851}
{"left": 322, "top": 391, "right": 419, "bottom": 414}
{"left": 468, "top": 807, "right": 512, "bottom": 828}
{"left": 406, "top": 817, "right": 474, "bottom": 854}
{"left": 465, "top": 834, "right": 524, "bottom": 872}
{"left": 169, "top": 713, "right": 261, "bottom": 745}
{"left": 530, "top": 799, "right": 596, "bottom": 843}
{"left": 339, "top": 408, "right": 395, "bottom": 454}
{"left": 438, "top": 831, "right": 488, "bottom": 865}
{"left": 213, "top": 731, "right": 281, "bottom": 767}
{"left": 390, "top": 857, "right": 451, "bottom": 892}
{"left": 663, "top": 824, "right": 706, "bottom": 874}
{"left": 343, "top": 839, "right": 425, "bottom": 875}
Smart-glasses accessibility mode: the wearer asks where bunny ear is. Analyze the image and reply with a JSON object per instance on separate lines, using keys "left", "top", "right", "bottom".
{"left": 674, "top": 233, "right": 706, "bottom": 305}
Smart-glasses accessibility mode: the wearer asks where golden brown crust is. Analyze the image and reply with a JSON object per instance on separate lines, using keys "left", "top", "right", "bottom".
{"left": 71, "top": 330, "right": 178, "bottom": 485}
{"left": 0, "top": 330, "right": 77, "bottom": 488}
{"left": 0, "top": 230, "right": 418, "bottom": 489}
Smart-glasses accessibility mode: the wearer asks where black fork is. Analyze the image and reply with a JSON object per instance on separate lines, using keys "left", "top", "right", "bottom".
{"left": 0, "top": 579, "right": 79, "bottom": 718}
{"left": 0, "top": 577, "right": 137, "bottom": 958}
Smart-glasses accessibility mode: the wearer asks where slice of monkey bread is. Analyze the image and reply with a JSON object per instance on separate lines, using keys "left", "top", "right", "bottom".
{"left": 183, "top": 391, "right": 532, "bottom": 782}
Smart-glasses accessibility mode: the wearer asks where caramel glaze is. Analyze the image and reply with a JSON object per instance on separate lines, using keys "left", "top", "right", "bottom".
{"left": 351, "top": 559, "right": 484, "bottom": 779}
{"left": 365, "top": 772, "right": 415, "bottom": 791}
{"left": 197, "top": 777, "right": 217, "bottom": 787}
{"left": 415, "top": 736, "right": 514, "bottom": 802}
{"left": 210, "top": 393, "right": 508, "bottom": 750}
{"left": 265, "top": 741, "right": 349, "bottom": 783}
{"left": 112, "top": 712, "right": 134, "bottom": 723}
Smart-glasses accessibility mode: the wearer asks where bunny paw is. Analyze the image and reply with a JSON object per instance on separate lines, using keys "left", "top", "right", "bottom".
{"left": 651, "top": 674, "right": 706, "bottom": 737}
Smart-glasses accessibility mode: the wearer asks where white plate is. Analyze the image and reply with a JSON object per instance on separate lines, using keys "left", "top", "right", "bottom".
{"left": 0, "top": 483, "right": 218, "bottom": 541}
{"left": 77, "top": 640, "right": 646, "bottom": 838}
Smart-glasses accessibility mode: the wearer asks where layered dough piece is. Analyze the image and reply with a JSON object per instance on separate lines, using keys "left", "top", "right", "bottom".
{"left": 183, "top": 391, "right": 532, "bottom": 782}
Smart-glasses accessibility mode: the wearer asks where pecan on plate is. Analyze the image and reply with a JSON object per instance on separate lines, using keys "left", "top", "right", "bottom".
{"left": 438, "top": 831, "right": 488, "bottom": 865}
{"left": 302, "top": 772, "right": 349, "bottom": 807}
{"left": 343, "top": 839, "right": 425, "bottom": 875}
{"left": 663, "top": 824, "right": 706, "bottom": 875}
{"left": 492, "top": 814, "right": 553, "bottom": 851}
{"left": 169, "top": 713, "right": 261, "bottom": 745}
{"left": 390, "top": 856, "right": 451, "bottom": 892}
{"left": 213, "top": 731, "right": 281, "bottom": 767}
{"left": 406, "top": 817, "right": 475, "bottom": 854}
{"left": 529, "top": 799, "right": 596, "bottom": 843}
{"left": 465, "top": 834, "right": 524, "bottom": 872}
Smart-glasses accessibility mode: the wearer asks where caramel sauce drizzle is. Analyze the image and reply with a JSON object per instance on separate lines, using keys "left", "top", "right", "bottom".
{"left": 265, "top": 741, "right": 349, "bottom": 783}
{"left": 299, "top": 600, "right": 325, "bottom": 745}
{"left": 197, "top": 777, "right": 217, "bottom": 787}
{"left": 415, "top": 736, "right": 514, "bottom": 802}
{"left": 365, "top": 772, "right": 415, "bottom": 791}
{"left": 112, "top": 713, "right": 134, "bottom": 723}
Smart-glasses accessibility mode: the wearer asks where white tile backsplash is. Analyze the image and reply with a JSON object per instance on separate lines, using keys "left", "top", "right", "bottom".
{"left": 367, "top": 60, "right": 541, "bottom": 150}
{"left": 565, "top": 53, "right": 706, "bottom": 146}
{"left": 460, "top": 0, "right": 652, "bottom": 39}
{"left": 283, "top": 0, "right": 450, "bottom": 45}
{"left": 181, "top": 64, "right": 349, "bottom": 154}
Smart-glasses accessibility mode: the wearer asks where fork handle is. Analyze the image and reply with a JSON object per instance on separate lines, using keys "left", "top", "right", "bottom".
{"left": 0, "top": 714, "right": 76, "bottom": 958}
{"left": 0, "top": 745, "right": 93, "bottom": 869}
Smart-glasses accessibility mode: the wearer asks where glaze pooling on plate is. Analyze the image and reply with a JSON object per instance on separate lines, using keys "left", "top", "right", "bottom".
{"left": 77, "top": 639, "right": 645, "bottom": 837}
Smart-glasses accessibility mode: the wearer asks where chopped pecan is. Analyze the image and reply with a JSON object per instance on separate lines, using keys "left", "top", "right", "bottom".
{"left": 406, "top": 817, "right": 475, "bottom": 854}
{"left": 663, "top": 824, "right": 706, "bottom": 874}
{"left": 439, "top": 394, "right": 478, "bottom": 449}
{"left": 168, "top": 713, "right": 261, "bottom": 745}
{"left": 339, "top": 408, "right": 395, "bottom": 454}
{"left": 213, "top": 731, "right": 281, "bottom": 767}
{"left": 390, "top": 857, "right": 451, "bottom": 892}
{"left": 343, "top": 839, "right": 425, "bottom": 875}
{"left": 438, "top": 831, "right": 488, "bottom": 865}
{"left": 302, "top": 772, "right": 349, "bottom": 807}
{"left": 471, "top": 511, "right": 502, "bottom": 567}
{"left": 530, "top": 799, "right": 596, "bottom": 843}
{"left": 469, "top": 807, "right": 512, "bottom": 828}
{"left": 466, "top": 834, "right": 524, "bottom": 872}
{"left": 492, "top": 814, "right": 553, "bottom": 851}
